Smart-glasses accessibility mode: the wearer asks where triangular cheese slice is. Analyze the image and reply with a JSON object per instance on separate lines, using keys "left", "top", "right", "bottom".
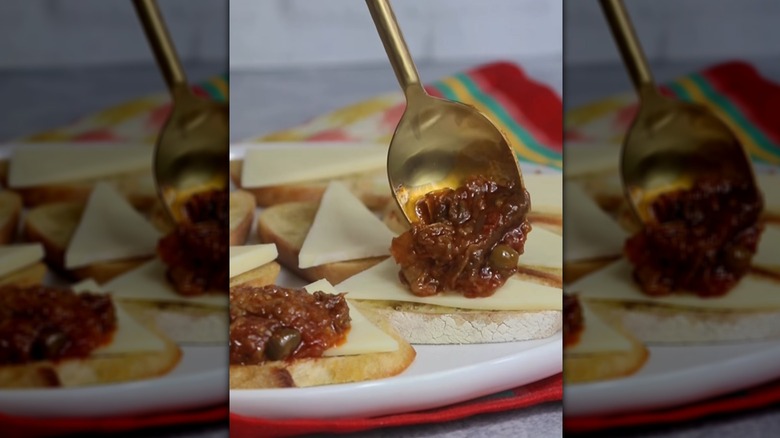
{"left": 337, "top": 258, "right": 561, "bottom": 311}
{"left": 303, "top": 279, "right": 398, "bottom": 356}
{"left": 758, "top": 173, "right": 780, "bottom": 217}
{"left": 298, "top": 181, "right": 396, "bottom": 268}
{"left": 0, "top": 243, "right": 44, "bottom": 277}
{"left": 65, "top": 183, "right": 162, "bottom": 269}
{"left": 8, "top": 143, "right": 151, "bottom": 188}
{"left": 520, "top": 226, "right": 562, "bottom": 270}
{"left": 104, "top": 259, "right": 228, "bottom": 308}
{"left": 71, "top": 279, "right": 166, "bottom": 354}
{"left": 754, "top": 224, "right": 780, "bottom": 273}
{"left": 241, "top": 142, "right": 386, "bottom": 188}
{"left": 564, "top": 182, "right": 627, "bottom": 262}
{"left": 565, "top": 301, "right": 633, "bottom": 355}
{"left": 524, "top": 173, "right": 562, "bottom": 215}
{"left": 570, "top": 259, "right": 780, "bottom": 310}
{"left": 230, "top": 244, "right": 278, "bottom": 278}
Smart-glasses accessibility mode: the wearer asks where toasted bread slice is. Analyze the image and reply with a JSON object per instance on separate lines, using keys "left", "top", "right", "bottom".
{"left": 257, "top": 202, "right": 386, "bottom": 285}
{"left": 230, "top": 190, "right": 256, "bottom": 246}
{"left": 231, "top": 159, "right": 390, "bottom": 210}
{"left": 0, "top": 329, "right": 181, "bottom": 388}
{"left": 564, "top": 334, "right": 648, "bottom": 384}
{"left": 563, "top": 298, "right": 649, "bottom": 384}
{"left": 229, "top": 312, "right": 416, "bottom": 389}
{"left": 354, "top": 299, "right": 561, "bottom": 344}
{"left": 230, "top": 261, "right": 281, "bottom": 288}
{"left": 22, "top": 201, "right": 154, "bottom": 282}
{"left": 13, "top": 169, "right": 158, "bottom": 210}
{"left": 0, "top": 190, "right": 22, "bottom": 244}
{"left": 0, "top": 262, "right": 47, "bottom": 287}
{"left": 586, "top": 299, "right": 780, "bottom": 343}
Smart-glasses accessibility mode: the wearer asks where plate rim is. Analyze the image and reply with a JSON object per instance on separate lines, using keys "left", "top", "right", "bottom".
{"left": 0, "top": 345, "right": 228, "bottom": 418}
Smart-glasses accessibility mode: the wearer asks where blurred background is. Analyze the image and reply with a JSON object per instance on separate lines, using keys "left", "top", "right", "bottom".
{"left": 229, "top": 0, "right": 563, "bottom": 142}
{"left": 0, "top": 0, "right": 226, "bottom": 140}
{"left": 565, "top": 0, "right": 780, "bottom": 108}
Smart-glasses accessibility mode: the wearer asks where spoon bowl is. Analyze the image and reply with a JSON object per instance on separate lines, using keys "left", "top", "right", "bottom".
{"left": 600, "top": 0, "right": 758, "bottom": 224}
{"left": 388, "top": 88, "right": 522, "bottom": 222}
{"left": 134, "top": 0, "right": 228, "bottom": 224}
{"left": 622, "top": 87, "right": 755, "bottom": 221}
{"left": 367, "top": 0, "right": 523, "bottom": 224}
{"left": 154, "top": 86, "right": 229, "bottom": 221}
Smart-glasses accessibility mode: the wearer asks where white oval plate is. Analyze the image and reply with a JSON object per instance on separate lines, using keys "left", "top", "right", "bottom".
{"left": 565, "top": 340, "right": 780, "bottom": 417}
{"left": 0, "top": 345, "right": 227, "bottom": 418}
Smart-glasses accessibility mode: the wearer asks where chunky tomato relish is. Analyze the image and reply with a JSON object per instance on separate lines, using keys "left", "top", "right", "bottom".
{"left": 624, "top": 178, "right": 763, "bottom": 297}
{"left": 158, "top": 189, "right": 229, "bottom": 296}
{"left": 0, "top": 285, "right": 116, "bottom": 364}
{"left": 229, "top": 285, "right": 351, "bottom": 365}
{"left": 390, "top": 176, "right": 532, "bottom": 298}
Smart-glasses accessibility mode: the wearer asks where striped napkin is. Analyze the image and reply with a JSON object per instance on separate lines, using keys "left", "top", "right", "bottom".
{"left": 565, "top": 61, "right": 780, "bottom": 164}
{"left": 564, "top": 61, "right": 780, "bottom": 433}
{"left": 252, "top": 61, "right": 562, "bottom": 169}
{"left": 21, "top": 74, "right": 228, "bottom": 143}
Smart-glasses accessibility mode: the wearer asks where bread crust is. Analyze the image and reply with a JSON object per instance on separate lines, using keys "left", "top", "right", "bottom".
{"left": 229, "top": 313, "right": 416, "bottom": 389}
{"left": 0, "top": 332, "right": 182, "bottom": 388}
{"left": 0, "top": 262, "right": 47, "bottom": 287}
{"left": 564, "top": 335, "right": 648, "bottom": 384}
{"left": 230, "top": 261, "right": 281, "bottom": 288}
{"left": 230, "top": 190, "right": 256, "bottom": 246}
{"left": 355, "top": 300, "right": 561, "bottom": 344}
{"left": 0, "top": 190, "right": 22, "bottom": 244}
{"left": 256, "top": 201, "right": 386, "bottom": 285}
{"left": 13, "top": 170, "right": 157, "bottom": 210}
{"left": 587, "top": 299, "right": 780, "bottom": 343}
{"left": 231, "top": 159, "right": 390, "bottom": 210}
{"left": 22, "top": 201, "right": 156, "bottom": 283}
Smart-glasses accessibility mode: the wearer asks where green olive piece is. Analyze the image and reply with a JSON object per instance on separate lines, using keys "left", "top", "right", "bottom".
{"left": 725, "top": 244, "right": 753, "bottom": 272}
{"left": 265, "top": 328, "right": 302, "bottom": 361}
{"left": 489, "top": 244, "right": 519, "bottom": 270}
{"left": 41, "top": 331, "right": 68, "bottom": 358}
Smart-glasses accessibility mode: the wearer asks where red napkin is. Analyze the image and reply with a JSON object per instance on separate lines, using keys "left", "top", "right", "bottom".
{"left": 230, "top": 374, "right": 561, "bottom": 438}
{"left": 0, "top": 404, "right": 227, "bottom": 438}
{"left": 565, "top": 377, "right": 780, "bottom": 433}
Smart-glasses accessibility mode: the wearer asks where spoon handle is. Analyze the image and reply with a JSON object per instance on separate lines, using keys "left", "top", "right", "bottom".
{"left": 599, "top": 0, "right": 655, "bottom": 91}
{"left": 133, "top": 0, "right": 188, "bottom": 92}
{"left": 366, "top": 0, "right": 424, "bottom": 94}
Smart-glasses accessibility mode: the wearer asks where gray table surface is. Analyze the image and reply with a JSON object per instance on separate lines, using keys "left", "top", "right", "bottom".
{"left": 1, "top": 56, "right": 779, "bottom": 437}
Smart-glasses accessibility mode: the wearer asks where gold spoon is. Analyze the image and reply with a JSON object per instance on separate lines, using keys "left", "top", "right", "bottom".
{"left": 600, "top": 0, "right": 759, "bottom": 225}
{"left": 133, "top": 0, "right": 228, "bottom": 224}
{"left": 366, "top": 0, "right": 524, "bottom": 224}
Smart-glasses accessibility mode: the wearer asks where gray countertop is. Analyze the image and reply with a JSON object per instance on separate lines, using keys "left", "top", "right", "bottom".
{"left": 2, "top": 56, "right": 779, "bottom": 437}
